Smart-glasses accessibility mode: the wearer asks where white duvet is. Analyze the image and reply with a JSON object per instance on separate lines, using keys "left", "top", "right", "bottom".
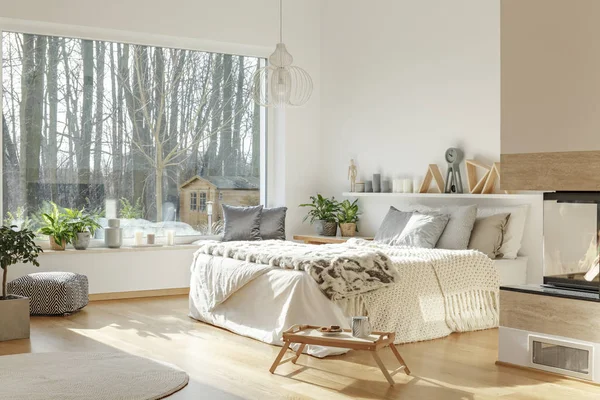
{"left": 189, "top": 241, "right": 499, "bottom": 357}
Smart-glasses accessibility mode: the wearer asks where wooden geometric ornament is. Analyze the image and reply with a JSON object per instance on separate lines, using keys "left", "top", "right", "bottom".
{"left": 419, "top": 164, "right": 445, "bottom": 193}
{"left": 466, "top": 160, "right": 511, "bottom": 195}
{"left": 466, "top": 159, "right": 491, "bottom": 194}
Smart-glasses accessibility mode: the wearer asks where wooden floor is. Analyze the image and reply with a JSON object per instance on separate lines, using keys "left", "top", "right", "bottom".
{"left": 1, "top": 295, "right": 599, "bottom": 400}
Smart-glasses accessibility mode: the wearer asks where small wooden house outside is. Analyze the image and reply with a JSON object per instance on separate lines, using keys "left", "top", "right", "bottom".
{"left": 179, "top": 175, "right": 260, "bottom": 227}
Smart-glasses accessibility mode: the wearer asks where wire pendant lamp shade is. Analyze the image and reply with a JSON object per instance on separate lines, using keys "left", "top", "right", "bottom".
{"left": 253, "top": 0, "right": 313, "bottom": 107}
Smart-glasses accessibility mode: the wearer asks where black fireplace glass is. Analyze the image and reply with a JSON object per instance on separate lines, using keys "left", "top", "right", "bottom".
{"left": 543, "top": 192, "right": 600, "bottom": 297}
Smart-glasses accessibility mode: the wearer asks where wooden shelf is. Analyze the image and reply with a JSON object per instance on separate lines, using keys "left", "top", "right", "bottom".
{"left": 342, "top": 192, "right": 542, "bottom": 200}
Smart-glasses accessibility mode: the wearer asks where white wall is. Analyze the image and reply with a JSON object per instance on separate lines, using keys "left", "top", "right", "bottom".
{"left": 0, "top": 0, "right": 322, "bottom": 238}
{"left": 319, "top": 0, "right": 500, "bottom": 200}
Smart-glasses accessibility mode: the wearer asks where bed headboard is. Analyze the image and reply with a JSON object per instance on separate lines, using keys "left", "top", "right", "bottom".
{"left": 345, "top": 193, "right": 544, "bottom": 284}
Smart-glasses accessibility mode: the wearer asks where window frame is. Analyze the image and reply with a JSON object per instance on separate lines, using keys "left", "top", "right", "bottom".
{"left": 199, "top": 192, "right": 207, "bottom": 212}
{"left": 0, "top": 18, "right": 270, "bottom": 246}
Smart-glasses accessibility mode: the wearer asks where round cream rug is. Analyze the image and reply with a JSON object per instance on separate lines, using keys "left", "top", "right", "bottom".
{"left": 0, "top": 352, "right": 189, "bottom": 400}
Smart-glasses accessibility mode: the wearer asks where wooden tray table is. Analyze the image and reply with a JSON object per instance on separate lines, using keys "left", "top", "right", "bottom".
{"left": 269, "top": 324, "right": 410, "bottom": 386}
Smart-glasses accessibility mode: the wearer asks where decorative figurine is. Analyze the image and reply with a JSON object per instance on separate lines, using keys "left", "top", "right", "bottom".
{"left": 444, "top": 147, "right": 464, "bottom": 193}
{"left": 348, "top": 159, "right": 358, "bottom": 192}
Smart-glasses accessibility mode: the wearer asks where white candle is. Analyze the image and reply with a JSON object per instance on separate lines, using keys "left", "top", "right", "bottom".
{"left": 134, "top": 231, "right": 143, "bottom": 246}
{"left": 403, "top": 179, "right": 413, "bottom": 194}
{"left": 166, "top": 230, "right": 175, "bottom": 246}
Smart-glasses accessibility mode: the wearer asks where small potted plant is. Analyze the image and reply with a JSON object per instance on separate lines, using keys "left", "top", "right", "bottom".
{"left": 299, "top": 194, "right": 340, "bottom": 237}
{"left": 337, "top": 199, "right": 360, "bottom": 237}
{"left": 66, "top": 208, "right": 101, "bottom": 250}
{"left": 0, "top": 225, "right": 42, "bottom": 341}
{"left": 39, "top": 203, "right": 74, "bottom": 250}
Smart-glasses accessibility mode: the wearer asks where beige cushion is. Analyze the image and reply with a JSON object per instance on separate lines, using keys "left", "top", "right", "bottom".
{"left": 468, "top": 213, "right": 510, "bottom": 258}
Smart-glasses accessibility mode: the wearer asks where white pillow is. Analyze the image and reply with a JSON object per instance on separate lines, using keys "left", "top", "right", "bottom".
{"left": 477, "top": 205, "right": 529, "bottom": 259}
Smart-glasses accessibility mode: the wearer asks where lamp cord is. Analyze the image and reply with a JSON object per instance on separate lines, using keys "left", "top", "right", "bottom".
{"left": 279, "top": 0, "right": 283, "bottom": 43}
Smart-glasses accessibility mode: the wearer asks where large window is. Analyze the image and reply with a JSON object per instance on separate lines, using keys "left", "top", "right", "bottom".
{"left": 2, "top": 32, "right": 264, "bottom": 239}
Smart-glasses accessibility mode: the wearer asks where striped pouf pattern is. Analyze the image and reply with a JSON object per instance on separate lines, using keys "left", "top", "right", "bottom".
{"left": 7, "top": 272, "right": 89, "bottom": 315}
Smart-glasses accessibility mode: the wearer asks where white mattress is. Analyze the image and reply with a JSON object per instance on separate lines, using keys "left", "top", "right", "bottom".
{"left": 189, "top": 254, "right": 350, "bottom": 357}
{"left": 494, "top": 256, "right": 528, "bottom": 286}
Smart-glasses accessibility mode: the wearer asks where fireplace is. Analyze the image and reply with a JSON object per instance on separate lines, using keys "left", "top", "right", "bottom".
{"left": 543, "top": 192, "right": 600, "bottom": 295}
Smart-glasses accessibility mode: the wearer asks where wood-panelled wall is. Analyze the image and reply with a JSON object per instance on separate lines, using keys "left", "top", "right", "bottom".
{"left": 501, "top": 0, "right": 600, "bottom": 190}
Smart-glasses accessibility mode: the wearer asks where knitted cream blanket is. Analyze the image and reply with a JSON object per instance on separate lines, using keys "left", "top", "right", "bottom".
{"left": 350, "top": 240, "right": 499, "bottom": 332}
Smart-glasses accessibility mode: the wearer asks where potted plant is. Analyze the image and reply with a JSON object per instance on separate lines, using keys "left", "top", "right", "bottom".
{"left": 299, "top": 194, "right": 340, "bottom": 236}
{"left": 337, "top": 199, "right": 360, "bottom": 237}
{"left": 0, "top": 225, "right": 42, "bottom": 341}
{"left": 39, "top": 203, "right": 74, "bottom": 250}
{"left": 66, "top": 208, "right": 101, "bottom": 250}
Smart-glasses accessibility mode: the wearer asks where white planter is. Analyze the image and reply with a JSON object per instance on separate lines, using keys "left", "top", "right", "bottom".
{"left": 0, "top": 295, "right": 30, "bottom": 341}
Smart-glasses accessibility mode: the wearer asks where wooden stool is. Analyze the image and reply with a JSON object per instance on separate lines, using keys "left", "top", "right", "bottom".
{"left": 269, "top": 324, "right": 411, "bottom": 386}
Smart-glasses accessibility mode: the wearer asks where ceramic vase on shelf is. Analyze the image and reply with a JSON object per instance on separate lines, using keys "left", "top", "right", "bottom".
{"left": 104, "top": 219, "right": 122, "bottom": 249}
{"left": 381, "top": 180, "right": 391, "bottom": 193}
{"left": 364, "top": 180, "right": 373, "bottom": 193}
{"left": 372, "top": 174, "right": 381, "bottom": 193}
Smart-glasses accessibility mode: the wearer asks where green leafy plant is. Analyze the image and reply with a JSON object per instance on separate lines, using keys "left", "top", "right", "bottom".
{"left": 38, "top": 202, "right": 75, "bottom": 246}
{"left": 64, "top": 207, "right": 102, "bottom": 235}
{"left": 299, "top": 194, "right": 340, "bottom": 223}
{"left": 119, "top": 198, "right": 144, "bottom": 219}
{"left": 0, "top": 226, "right": 42, "bottom": 299}
{"left": 337, "top": 199, "right": 360, "bottom": 225}
{"left": 3, "top": 207, "right": 34, "bottom": 231}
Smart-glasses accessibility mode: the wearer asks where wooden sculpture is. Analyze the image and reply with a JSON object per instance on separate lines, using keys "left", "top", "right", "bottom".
{"left": 465, "top": 160, "right": 491, "bottom": 194}
{"left": 466, "top": 160, "right": 510, "bottom": 194}
{"left": 419, "top": 164, "right": 445, "bottom": 193}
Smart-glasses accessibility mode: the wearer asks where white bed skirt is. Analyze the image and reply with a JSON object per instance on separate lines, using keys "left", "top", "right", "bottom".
{"left": 189, "top": 255, "right": 350, "bottom": 357}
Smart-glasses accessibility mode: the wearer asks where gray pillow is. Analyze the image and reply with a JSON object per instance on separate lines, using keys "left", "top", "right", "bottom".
{"left": 222, "top": 204, "right": 263, "bottom": 241}
{"left": 374, "top": 207, "right": 413, "bottom": 245}
{"left": 260, "top": 207, "right": 287, "bottom": 240}
{"left": 435, "top": 205, "right": 478, "bottom": 250}
{"left": 468, "top": 213, "right": 510, "bottom": 258}
{"left": 394, "top": 212, "right": 450, "bottom": 248}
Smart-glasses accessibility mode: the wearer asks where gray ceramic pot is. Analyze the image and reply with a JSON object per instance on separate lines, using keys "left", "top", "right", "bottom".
{"left": 73, "top": 232, "right": 91, "bottom": 250}
{"left": 314, "top": 220, "right": 337, "bottom": 237}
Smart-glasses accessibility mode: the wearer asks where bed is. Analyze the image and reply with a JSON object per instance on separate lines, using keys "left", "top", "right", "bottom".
{"left": 189, "top": 239, "right": 499, "bottom": 357}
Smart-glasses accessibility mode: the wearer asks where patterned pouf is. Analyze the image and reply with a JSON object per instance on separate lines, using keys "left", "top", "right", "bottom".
{"left": 7, "top": 272, "right": 89, "bottom": 316}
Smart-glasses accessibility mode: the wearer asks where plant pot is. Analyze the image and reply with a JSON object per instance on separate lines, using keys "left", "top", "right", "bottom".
{"left": 340, "top": 223, "right": 357, "bottom": 237}
{"left": 0, "top": 295, "right": 30, "bottom": 341}
{"left": 314, "top": 220, "right": 337, "bottom": 237}
{"left": 49, "top": 236, "right": 66, "bottom": 251}
{"left": 73, "top": 232, "right": 91, "bottom": 250}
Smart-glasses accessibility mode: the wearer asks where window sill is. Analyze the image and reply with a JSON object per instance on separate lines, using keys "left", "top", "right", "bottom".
{"left": 39, "top": 244, "right": 199, "bottom": 255}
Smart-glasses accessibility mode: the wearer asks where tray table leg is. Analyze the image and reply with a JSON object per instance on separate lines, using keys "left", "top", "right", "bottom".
{"left": 292, "top": 343, "right": 306, "bottom": 364}
{"left": 269, "top": 341, "right": 291, "bottom": 374}
{"left": 371, "top": 351, "right": 395, "bottom": 386}
{"left": 389, "top": 343, "right": 411, "bottom": 375}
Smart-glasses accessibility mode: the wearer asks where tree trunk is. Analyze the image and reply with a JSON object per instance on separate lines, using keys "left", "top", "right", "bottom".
{"left": 206, "top": 54, "right": 223, "bottom": 176}
{"left": 2, "top": 267, "right": 7, "bottom": 299}
{"left": 219, "top": 55, "right": 234, "bottom": 176}
{"left": 3, "top": 116, "right": 19, "bottom": 216}
{"left": 94, "top": 41, "right": 105, "bottom": 184}
{"left": 22, "top": 35, "right": 47, "bottom": 213}
{"left": 47, "top": 37, "right": 59, "bottom": 201}
{"left": 19, "top": 34, "right": 34, "bottom": 209}
{"left": 79, "top": 39, "right": 94, "bottom": 205}
{"left": 231, "top": 56, "right": 245, "bottom": 175}
{"left": 251, "top": 64, "right": 261, "bottom": 178}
